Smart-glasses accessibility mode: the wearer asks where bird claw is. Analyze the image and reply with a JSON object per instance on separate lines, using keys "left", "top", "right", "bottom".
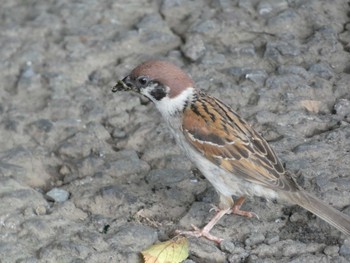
{"left": 175, "top": 224, "right": 224, "bottom": 244}
{"left": 231, "top": 207, "right": 260, "bottom": 219}
{"left": 174, "top": 198, "right": 259, "bottom": 244}
{"left": 230, "top": 196, "right": 260, "bottom": 219}
{"left": 251, "top": 212, "right": 260, "bottom": 220}
{"left": 209, "top": 204, "right": 220, "bottom": 213}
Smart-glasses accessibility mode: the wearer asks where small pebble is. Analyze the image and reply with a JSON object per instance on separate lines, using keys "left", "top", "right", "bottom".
{"left": 245, "top": 233, "right": 265, "bottom": 246}
{"left": 220, "top": 240, "right": 236, "bottom": 254}
{"left": 59, "top": 165, "right": 71, "bottom": 176}
{"left": 46, "top": 188, "right": 70, "bottom": 202}
{"left": 181, "top": 35, "right": 206, "bottom": 61}
{"left": 339, "top": 239, "right": 350, "bottom": 256}
{"left": 289, "top": 212, "right": 307, "bottom": 222}
{"left": 324, "top": 245, "right": 339, "bottom": 256}
{"left": 266, "top": 235, "right": 280, "bottom": 245}
{"left": 112, "top": 127, "right": 126, "bottom": 138}
{"left": 35, "top": 205, "right": 47, "bottom": 216}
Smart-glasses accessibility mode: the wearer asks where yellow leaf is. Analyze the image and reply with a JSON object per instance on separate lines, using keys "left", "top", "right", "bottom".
{"left": 141, "top": 236, "right": 189, "bottom": 263}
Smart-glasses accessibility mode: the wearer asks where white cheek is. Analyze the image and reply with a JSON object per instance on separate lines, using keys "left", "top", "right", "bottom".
{"left": 155, "top": 87, "right": 194, "bottom": 117}
{"left": 140, "top": 84, "right": 157, "bottom": 100}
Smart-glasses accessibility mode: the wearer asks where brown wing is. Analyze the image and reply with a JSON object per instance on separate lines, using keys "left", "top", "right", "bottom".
{"left": 182, "top": 93, "right": 299, "bottom": 192}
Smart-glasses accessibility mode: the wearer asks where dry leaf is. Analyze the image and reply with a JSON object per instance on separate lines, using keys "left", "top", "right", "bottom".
{"left": 141, "top": 236, "right": 189, "bottom": 263}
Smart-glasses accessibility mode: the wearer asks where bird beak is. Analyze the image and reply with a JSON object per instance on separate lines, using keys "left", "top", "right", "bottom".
{"left": 112, "top": 76, "right": 138, "bottom": 93}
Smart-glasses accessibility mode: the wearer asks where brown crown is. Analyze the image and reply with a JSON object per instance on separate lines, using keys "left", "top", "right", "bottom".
{"left": 130, "top": 60, "right": 195, "bottom": 98}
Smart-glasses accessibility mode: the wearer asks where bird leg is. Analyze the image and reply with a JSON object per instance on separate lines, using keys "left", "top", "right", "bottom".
{"left": 231, "top": 196, "right": 259, "bottom": 219}
{"left": 176, "top": 196, "right": 258, "bottom": 243}
{"left": 175, "top": 207, "right": 231, "bottom": 244}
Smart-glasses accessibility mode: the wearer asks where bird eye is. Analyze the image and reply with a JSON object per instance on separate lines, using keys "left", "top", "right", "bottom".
{"left": 137, "top": 76, "right": 148, "bottom": 86}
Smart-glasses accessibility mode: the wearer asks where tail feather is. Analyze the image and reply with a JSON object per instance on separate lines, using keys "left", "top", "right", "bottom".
{"left": 288, "top": 191, "right": 350, "bottom": 236}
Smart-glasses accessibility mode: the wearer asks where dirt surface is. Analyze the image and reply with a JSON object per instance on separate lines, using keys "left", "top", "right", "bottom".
{"left": 1, "top": 0, "right": 350, "bottom": 262}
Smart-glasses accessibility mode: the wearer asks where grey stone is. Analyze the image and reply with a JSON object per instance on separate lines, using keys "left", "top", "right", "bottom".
{"left": 282, "top": 241, "right": 325, "bottom": 257}
{"left": 334, "top": 99, "right": 350, "bottom": 118}
{"left": 25, "top": 119, "right": 55, "bottom": 145}
{"left": 266, "top": 235, "right": 280, "bottom": 245}
{"left": 191, "top": 20, "right": 218, "bottom": 34}
{"left": 324, "top": 245, "right": 339, "bottom": 256}
{"left": 251, "top": 243, "right": 279, "bottom": 258}
{"left": 230, "top": 44, "right": 256, "bottom": 57}
{"left": 27, "top": 119, "right": 54, "bottom": 133}
{"left": 190, "top": 239, "right": 226, "bottom": 263}
{"left": 50, "top": 201, "right": 88, "bottom": 221}
{"left": 227, "top": 66, "right": 245, "bottom": 77}
{"left": 264, "top": 41, "right": 300, "bottom": 60}
{"left": 0, "top": 146, "right": 51, "bottom": 187}
{"left": 21, "top": 218, "right": 55, "bottom": 240}
{"left": 57, "top": 122, "right": 112, "bottom": 159}
{"left": 46, "top": 188, "right": 70, "bottom": 202}
{"left": 160, "top": 0, "right": 205, "bottom": 34}
{"left": 201, "top": 52, "right": 226, "bottom": 65}
{"left": 288, "top": 254, "right": 329, "bottom": 263}
{"left": 277, "top": 65, "right": 309, "bottom": 79}
{"left": 104, "top": 150, "right": 150, "bottom": 177}
{"left": 309, "top": 63, "right": 334, "bottom": 79}
{"left": 35, "top": 205, "right": 47, "bottom": 216}
{"left": 107, "top": 223, "right": 158, "bottom": 252}
{"left": 339, "top": 239, "right": 350, "bottom": 256}
{"left": 220, "top": 240, "right": 236, "bottom": 253}
{"left": 257, "top": 1, "right": 289, "bottom": 16}
{"left": 245, "top": 69, "right": 268, "bottom": 85}
{"left": 37, "top": 240, "right": 92, "bottom": 261}
{"left": 257, "top": 2, "right": 273, "bottom": 15}
{"left": 245, "top": 233, "right": 265, "bottom": 246}
{"left": 267, "top": 9, "right": 299, "bottom": 27}
{"left": 160, "top": 154, "right": 193, "bottom": 171}
{"left": 181, "top": 35, "right": 206, "bottom": 61}
{"left": 136, "top": 14, "right": 181, "bottom": 49}
{"left": 227, "top": 67, "right": 267, "bottom": 84}
{"left": 142, "top": 142, "right": 182, "bottom": 162}
{"left": 289, "top": 211, "right": 308, "bottom": 223}
{"left": 99, "top": 185, "right": 137, "bottom": 204}
{"left": 227, "top": 246, "right": 250, "bottom": 262}
{"left": 238, "top": 0, "right": 254, "bottom": 11}
{"left": 107, "top": 111, "right": 130, "bottom": 128}
{"left": 111, "top": 127, "right": 126, "bottom": 139}
{"left": 146, "top": 168, "right": 190, "bottom": 186}
{"left": 255, "top": 111, "right": 278, "bottom": 124}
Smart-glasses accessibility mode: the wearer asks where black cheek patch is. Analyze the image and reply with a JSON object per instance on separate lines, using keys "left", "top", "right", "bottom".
{"left": 150, "top": 86, "right": 167, "bottom": 101}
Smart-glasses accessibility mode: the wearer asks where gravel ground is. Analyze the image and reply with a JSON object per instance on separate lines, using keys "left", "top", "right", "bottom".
{"left": 1, "top": 0, "right": 350, "bottom": 262}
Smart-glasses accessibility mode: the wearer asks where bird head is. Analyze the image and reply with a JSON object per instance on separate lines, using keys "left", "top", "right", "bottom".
{"left": 113, "top": 60, "right": 196, "bottom": 117}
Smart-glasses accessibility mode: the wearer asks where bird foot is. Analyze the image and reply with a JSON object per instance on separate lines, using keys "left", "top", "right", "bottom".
{"left": 209, "top": 204, "right": 220, "bottom": 213}
{"left": 231, "top": 196, "right": 260, "bottom": 219}
{"left": 175, "top": 224, "right": 223, "bottom": 244}
{"left": 175, "top": 197, "right": 259, "bottom": 244}
{"left": 175, "top": 207, "right": 231, "bottom": 244}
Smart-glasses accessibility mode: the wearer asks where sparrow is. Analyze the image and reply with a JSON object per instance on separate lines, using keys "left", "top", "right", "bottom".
{"left": 112, "top": 60, "right": 350, "bottom": 243}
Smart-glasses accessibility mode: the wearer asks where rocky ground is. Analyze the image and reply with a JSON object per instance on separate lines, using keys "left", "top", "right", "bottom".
{"left": 1, "top": 0, "right": 350, "bottom": 262}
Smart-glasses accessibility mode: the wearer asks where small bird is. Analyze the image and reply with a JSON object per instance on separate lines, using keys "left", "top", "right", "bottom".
{"left": 113, "top": 60, "right": 350, "bottom": 243}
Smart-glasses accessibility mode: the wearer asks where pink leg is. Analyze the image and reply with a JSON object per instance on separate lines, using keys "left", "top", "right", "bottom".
{"left": 176, "top": 196, "right": 258, "bottom": 243}
{"left": 176, "top": 207, "right": 231, "bottom": 244}
{"left": 231, "top": 196, "right": 259, "bottom": 219}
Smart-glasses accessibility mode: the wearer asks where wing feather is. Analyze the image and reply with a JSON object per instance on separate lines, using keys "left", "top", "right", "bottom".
{"left": 182, "top": 93, "right": 299, "bottom": 192}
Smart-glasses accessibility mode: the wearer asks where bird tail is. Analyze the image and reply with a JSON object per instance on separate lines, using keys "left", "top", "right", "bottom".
{"left": 286, "top": 191, "right": 350, "bottom": 236}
